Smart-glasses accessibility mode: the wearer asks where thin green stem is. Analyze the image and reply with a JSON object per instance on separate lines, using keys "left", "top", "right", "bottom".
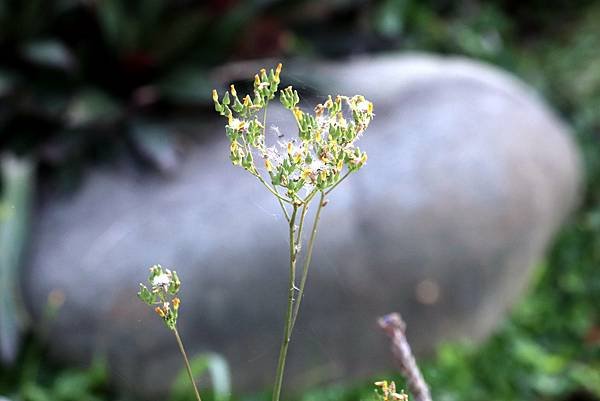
{"left": 301, "top": 188, "right": 319, "bottom": 205}
{"left": 290, "top": 191, "right": 325, "bottom": 331}
{"left": 255, "top": 174, "right": 293, "bottom": 203}
{"left": 290, "top": 107, "right": 302, "bottom": 131}
{"left": 295, "top": 202, "right": 308, "bottom": 246}
{"left": 263, "top": 100, "right": 270, "bottom": 145}
{"left": 325, "top": 171, "right": 351, "bottom": 195}
{"left": 274, "top": 188, "right": 291, "bottom": 222}
{"left": 173, "top": 327, "right": 202, "bottom": 401}
{"left": 272, "top": 206, "right": 298, "bottom": 401}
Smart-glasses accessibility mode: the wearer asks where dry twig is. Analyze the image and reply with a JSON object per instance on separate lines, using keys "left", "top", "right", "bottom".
{"left": 378, "top": 313, "right": 433, "bottom": 401}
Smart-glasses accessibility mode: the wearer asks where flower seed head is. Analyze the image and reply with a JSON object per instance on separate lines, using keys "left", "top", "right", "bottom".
{"left": 213, "top": 64, "right": 372, "bottom": 201}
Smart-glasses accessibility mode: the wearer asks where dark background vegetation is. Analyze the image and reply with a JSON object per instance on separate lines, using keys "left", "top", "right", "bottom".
{"left": 0, "top": 0, "right": 599, "bottom": 400}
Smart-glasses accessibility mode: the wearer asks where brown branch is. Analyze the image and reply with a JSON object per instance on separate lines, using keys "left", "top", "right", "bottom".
{"left": 378, "top": 313, "right": 433, "bottom": 401}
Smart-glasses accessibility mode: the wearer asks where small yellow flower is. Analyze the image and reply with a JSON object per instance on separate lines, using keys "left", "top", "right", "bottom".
{"left": 293, "top": 108, "right": 303, "bottom": 123}
{"left": 375, "top": 380, "right": 406, "bottom": 401}
{"left": 172, "top": 297, "right": 180, "bottom": 310}
{"left": 212, "top": 89, "right": 219, "bottom": 102}
{"left": 260, "top": 68, "right": 268, "bottom": 82}
{"left": 301, "top": 168, "right": 312, "bottom": 180}
{"left": 230, "top": 84, "right": 237, "bottom": 97}
{"left": 155, "top": 306, "right": 166, "bottom": 318}
{"left": 265, "top": 159, "right": 273, "bottom": 172}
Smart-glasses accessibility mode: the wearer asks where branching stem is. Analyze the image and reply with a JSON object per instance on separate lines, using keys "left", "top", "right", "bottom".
{"left": 272, "top": 191, "right": 327, "bottom": 401}
{"left": 272, "top": 205, "right": 299, "bottom": 401}
{"left": 255, "top": 174, "right": 293, "bottom": 204}
{"left": 291, "top": 191, "right": 325, "bottom": 331}
{"left": 325, "top": 171, "right": 351, "bottom": 195}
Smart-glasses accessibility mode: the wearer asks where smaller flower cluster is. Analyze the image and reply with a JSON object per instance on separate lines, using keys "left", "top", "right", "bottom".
{"left": 375, "top": 380, "right": 408, "bottom": 401}
{"left": 138, "top": 264, "right": 181, "bottom": 330}
{"left": 212, "top": 64, "right": 373, "bottom": 203}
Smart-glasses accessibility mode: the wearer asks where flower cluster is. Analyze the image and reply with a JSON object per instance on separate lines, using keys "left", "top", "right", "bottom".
{"left": 138, "top": 264, "right": 181, "bottom": 330}
{"left": 375, "top": 380, "right": 408, "bottom": 401}
{"left": 212, "top": 64, "right": 373, "bottom": 202}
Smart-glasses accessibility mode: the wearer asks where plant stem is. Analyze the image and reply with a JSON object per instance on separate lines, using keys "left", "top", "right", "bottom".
{"left": 378, "top": 313, "right": 432, "bottom": 401}
{"left": 262, "top": 100, "right": 269, "bottom": 142}
{"left": 255, "top": 174, "right": 293, "bottom": 203}
{"left": 325, "top": 171, "right": 351, "bottom": 195}
{"left": 272, "top": 206, "right": 299, "bottom": 401}
{"left": 290, "top": 191, "right": 325, "bottom": 331}
{"left": 274, "top": 188, "right": 291, "bottom": 222}
{"left": 295, "top": 203, "right": 308, "bottom": 246}
{"left": 174, "top": 327, "right": 203, "bottom": 401}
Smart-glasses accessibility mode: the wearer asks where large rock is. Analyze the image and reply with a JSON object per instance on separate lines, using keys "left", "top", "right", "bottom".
{"left": 24, "top": 53, "right": 581, "bottom": 399}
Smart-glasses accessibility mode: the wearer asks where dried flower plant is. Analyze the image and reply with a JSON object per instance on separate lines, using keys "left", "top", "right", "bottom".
{"left": 212, "top": 63, "right": 373, "bottom": 401}
{"left": 212, "top": 63, "right": 372, "bottom": 205}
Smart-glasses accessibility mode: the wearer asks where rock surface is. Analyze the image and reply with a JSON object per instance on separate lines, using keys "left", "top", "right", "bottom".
{"left": 24, "top": 53, "right": 581, "bottom": 399}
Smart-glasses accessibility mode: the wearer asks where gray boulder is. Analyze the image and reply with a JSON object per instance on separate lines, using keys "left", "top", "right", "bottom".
{"left": 24, "top": 53, "right": 581, "bottom": 399}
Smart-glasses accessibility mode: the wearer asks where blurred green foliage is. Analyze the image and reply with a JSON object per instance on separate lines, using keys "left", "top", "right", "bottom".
{"left": 1, "top": 0, "right": 599, "bottom": 400}
{"left": 0, "top": 0, "right": 275, "bottom": 181}
{"left": 0, "top": 335, "right": 110, "bottom": 401}
{"left": 169, "top": 353, "right": 231, "bottom": 401}
{"left": 0, "top": 156, "right": 34, "bottom": 365}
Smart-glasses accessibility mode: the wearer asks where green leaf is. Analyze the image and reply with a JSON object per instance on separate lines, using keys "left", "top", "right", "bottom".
{"left": 0, "top": 155, "right": 35, "bottom": 365}
{"left": 95, "top": 0, "right": 127, "bottom": 50}
{"left": 21, "top": 40, "right": 75, "bottom": 71}
{"left": 149, "top": 9, "right": 207, "bottom": 65}
{"left": 169, "top": 353, "right": 231, "bottom": 401}
{"left": 158, "top": 67, "right": 213, "bottom": 104}
{"left": 65, "top": 88, "right": 122, "bottom": 127}
{"left": 51, "top": 357, "right": 107, "bottom": 401}
{"left": 372, "top": 0, "right": 409, "bottom": 38}
{"left": 129, "top": 119, "right": 178, "bottom": 173}
{"left": 21, "top": 382, "right": 52, "bottom": 401}
{"left": 138, "top": 284, "right": 153, "bottom": 305}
